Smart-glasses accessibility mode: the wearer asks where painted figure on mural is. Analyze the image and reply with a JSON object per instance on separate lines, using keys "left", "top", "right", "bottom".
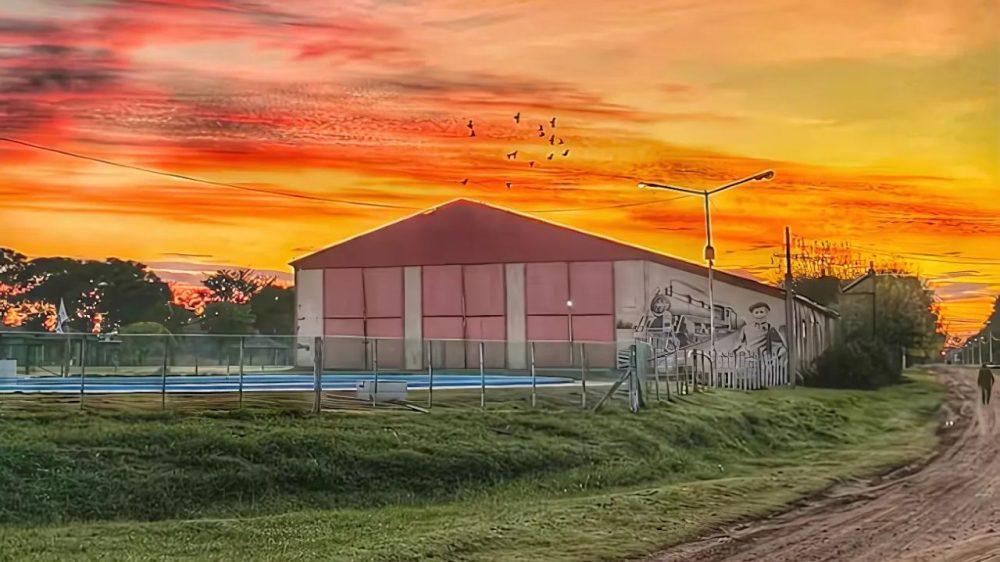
{"left": 736, "top": 302, "right": 785, "bottom": 357}
{"left": 644, "top": 290, "right": 684, "bottom": 350}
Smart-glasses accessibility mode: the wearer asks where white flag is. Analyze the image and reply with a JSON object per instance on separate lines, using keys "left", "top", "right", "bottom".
{"left": 56, "top": 298, "right": 70, "bottom": 334}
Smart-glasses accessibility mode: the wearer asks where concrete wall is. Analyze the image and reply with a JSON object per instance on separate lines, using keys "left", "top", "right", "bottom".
{"left": 613, "top": 259, "right": 835, "bottom": 372}
{"left": 404, "top": 266, "right": 422, "bottom": 369}
{"left": 296, "top": 259, "right": 835, "bottom": 371}
{"left": 615, "top": 260, "right": 789, "bottom": 355}
{"left": 505, "top": 263, "right": 526, "bottom": 369}
{"left": 294, "top": 268, "right": 323, "bottom": 366}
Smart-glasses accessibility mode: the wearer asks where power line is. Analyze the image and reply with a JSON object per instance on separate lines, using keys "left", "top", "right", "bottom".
{"left": 847, "top": 243, "right": 1000, "bottom": 266}
{"left": 3, "top": 135, "right": 697, "bottom": 215}
{"left": 529, "top": 194, "right": 688, "bottom": 213}
{"left": 0, "top": 136, "right": 421, "bottom": 210}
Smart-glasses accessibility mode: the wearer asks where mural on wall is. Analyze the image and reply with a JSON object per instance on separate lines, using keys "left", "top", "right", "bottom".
{"left": 734, "top": 301, "right": 786, "bottom": 358}
{"left": 625, "top": 279, "right": 786, "bottom": 358}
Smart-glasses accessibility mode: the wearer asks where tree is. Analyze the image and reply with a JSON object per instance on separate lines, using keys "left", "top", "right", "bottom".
{"left": 202, "top": 269, "right": 274, "bottom": 304}
{"left": 0, "top": 247, "right": 28, "bottom": 288}
{"left": 249, "top": 285, "right": 294, "bottom": 335}
{"left": 770, "top": 237, "right": 912, "bottom": 283}
{"left": 842, "top": 275, "right": 944, "bottom": 362}
{"left": 14, "top": 256, "right": 172, "bottom": 332}
{"left": 119, "top": 322, "right": 171, "bottom": 367}
{"left": 164, "top": 304, "right": 196, "bottom": 334}
{"left": 200, "top": 302, "right": 256, "bottom": 335}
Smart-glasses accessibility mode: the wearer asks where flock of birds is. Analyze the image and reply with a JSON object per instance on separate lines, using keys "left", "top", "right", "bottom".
{"left": 460, "top": 112, "right": 571, "bottom": 189}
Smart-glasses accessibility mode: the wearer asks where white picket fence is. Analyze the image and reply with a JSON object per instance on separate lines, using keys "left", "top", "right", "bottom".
{"left": 648, "top": 347, "right": 790, "bottom": 391}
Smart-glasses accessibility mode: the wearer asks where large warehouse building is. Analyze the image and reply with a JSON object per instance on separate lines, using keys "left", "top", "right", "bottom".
{"left": 292, "top": 199, "right": 837, "bottom": 373}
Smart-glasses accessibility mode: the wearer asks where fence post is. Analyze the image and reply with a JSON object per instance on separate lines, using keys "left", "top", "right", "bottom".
{"left": 579, "top": 343, "right": 588, "bottom": 409}
{"left": 238, "top": 336, "right": 245, "bottom": 409}
{"left": 530, "top": 341, "right": 537, "bottom": 408}
{"left": 664, "top": 348, "right": 671, "bottom": 401}
{"left": 479, "top": 341, "right": 486, "bottom": 409}
{"left": 426, "top": 341, "right": 434, "bottom": 409}
{"left": 161, "top": 336, "right": 168, "bottom": 411}
{"left": 62, "top": 335, "right": 70, "bottom": 377}
{"left": 653, "top": 346, "right": 660, "bottom": 402}
{"left": 675, "top": 350, "right": 681, "bottom": 395}
{"left": 693, "top": 352, "right": 700, "bottom": 394}
{"left": 372, "top": 339, "right": 379, "bottom": 405}
{"left": 79, "top": 336, "right": 87, "bottom": 410}
{"left": 628, "top": 344, "right": 640, "bottom": 413}
{"left": 313, "top": 336, "right": 323, "bottom": 414}
{"left": 193, "top": 340, "right": 199, "bottom": 376}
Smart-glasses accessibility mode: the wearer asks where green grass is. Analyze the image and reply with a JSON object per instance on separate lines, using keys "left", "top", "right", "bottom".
{"left": 0, "top": 372, "right": 944, "bottom": 561}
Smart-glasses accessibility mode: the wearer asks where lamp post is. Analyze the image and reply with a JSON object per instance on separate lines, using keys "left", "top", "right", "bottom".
{"left": 637, "top": 170, "right": 775, "bottom": 362}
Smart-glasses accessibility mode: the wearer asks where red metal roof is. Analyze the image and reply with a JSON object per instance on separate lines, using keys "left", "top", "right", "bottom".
{"left": 292, "top": 199, "right": 786, "bottom": 298}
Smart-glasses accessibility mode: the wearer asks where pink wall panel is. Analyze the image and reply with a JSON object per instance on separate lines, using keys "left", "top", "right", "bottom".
{"left": 526, "top": 315, "right": 570, "bottom": 341}
{"left": 463, "top": 264, "right": 505, "bottom": 316}
{"left": 465, "top": 316, "right": 506, "bottom": 341}
{"left": 571, "top": 315, "right": 614, "bottom": 342}
{"left": 569, "top": 262, "right": 613, "bottom": 314}
{"left": 324, "top": 268, "right": 364, "bottom": 318}
{"left": 324, "top": 318, "right": 365, "bottom": 337}
{"left": 363, "top": 267, "right": 403, "bottom": 318}
{"left": 422, "top": 265, "right": 463, "bottom": 316}
{"left": 525, "top": 262, "right": 569, "bottom": 315}
{"left": 423, "top": 316, "right": 463, "bottom": 339}
{"left": 366, "top": 317, "right": 403, "bottom": 338}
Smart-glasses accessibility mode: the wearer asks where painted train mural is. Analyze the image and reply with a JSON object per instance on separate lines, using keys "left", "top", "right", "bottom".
{"left": 624, "top": 279, "right": 787, "bottom": 360}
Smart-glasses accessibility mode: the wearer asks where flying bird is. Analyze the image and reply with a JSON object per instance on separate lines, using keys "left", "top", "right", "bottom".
{"left": 549, "top": 117, "right": 556, "bottom": 128}
{"left": 558, "top": 138, "right": 565, "bottom": 145}
{"left": 548, "top": 134, "right": 555, "bottom": 145}
{"left": 547, "top": 153, "right": 554, "bottom": 160}
{"left": 505, "top": 181, "right": 512, "bottom": 189}
{"left": 513, "top": 112, "right": 520, "bottom": 124}
{"left": 562, "top": 149, "right": 570, "bottom": 156}
{"left": 537, "top": 124, "right": 545, "bottom": 137}
{"left": 460, "top": 178, "right": 469, "bottom": 185}
{"left": 528, "top": 161, "right": 535, "bottom": 167}
{"left": 506, "top": 150, "right": 518, "bottom": 160}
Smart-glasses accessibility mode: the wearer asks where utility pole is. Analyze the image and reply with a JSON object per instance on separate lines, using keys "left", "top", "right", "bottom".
{"left": 784, "top": 227, "right": 797, "bottom": 387}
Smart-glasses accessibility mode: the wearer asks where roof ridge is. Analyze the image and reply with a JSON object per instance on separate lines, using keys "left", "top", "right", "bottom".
{"left": 288, "top": 198, "right": 823, "bottom": 310}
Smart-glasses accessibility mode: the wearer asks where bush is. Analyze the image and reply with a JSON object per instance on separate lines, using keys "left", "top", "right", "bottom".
{"left": 803, "top": 337, "right": 901, "bottom": 390}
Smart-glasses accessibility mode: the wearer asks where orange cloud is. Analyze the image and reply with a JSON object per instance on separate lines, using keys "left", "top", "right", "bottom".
{"left": 0, "top": 0, "right": 997, "bottom": 336}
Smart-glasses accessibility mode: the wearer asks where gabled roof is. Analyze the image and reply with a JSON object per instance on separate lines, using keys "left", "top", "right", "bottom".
{"left": 293, "top": 198, "right": 788, "bottom": 298}
{"left": 842, "top": 268, "right": 877, "bottom": 293}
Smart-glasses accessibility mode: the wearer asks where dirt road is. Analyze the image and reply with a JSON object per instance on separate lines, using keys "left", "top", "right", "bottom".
{"left": 653, "top": 366, "right": 1000, "bottom": 562}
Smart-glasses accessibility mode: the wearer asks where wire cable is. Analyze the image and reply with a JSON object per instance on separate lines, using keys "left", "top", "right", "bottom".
{"left": 0, "top": 136, "right": 421, "bottom": 210}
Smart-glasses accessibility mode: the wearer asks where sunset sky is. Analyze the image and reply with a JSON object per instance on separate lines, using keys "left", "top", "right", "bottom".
{"left": 1, "top": 0, "right": 997, "bottom": 336}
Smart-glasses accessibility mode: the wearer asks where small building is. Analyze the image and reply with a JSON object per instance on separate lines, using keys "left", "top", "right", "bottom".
{"left": 291, "top": 199, "right": 837, "bottom": 372}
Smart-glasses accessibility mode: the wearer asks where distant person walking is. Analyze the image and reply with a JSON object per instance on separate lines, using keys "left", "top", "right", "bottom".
{"left": 978, "top": 363, "right": 994, "bottom": 405}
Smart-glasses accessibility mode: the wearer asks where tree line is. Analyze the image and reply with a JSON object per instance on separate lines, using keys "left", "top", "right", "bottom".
{"left": 0, "top": 248, "right": 293, "bottom": 336}
{"left": 772, "top": 238, "right": 946, "bottom": 389}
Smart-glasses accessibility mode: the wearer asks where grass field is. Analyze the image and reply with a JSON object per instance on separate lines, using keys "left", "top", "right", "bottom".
{"left": 0, "top": 371, "right": 944, "bottom": 561}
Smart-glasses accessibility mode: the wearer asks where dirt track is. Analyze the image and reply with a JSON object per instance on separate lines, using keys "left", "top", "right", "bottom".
{"left": 652, "top": 366, "right": 1000, "bottom": 562}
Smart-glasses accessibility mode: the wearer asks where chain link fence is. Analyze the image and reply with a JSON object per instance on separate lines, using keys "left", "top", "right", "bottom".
{"left": 0, "top": 332, "right": 789, "bottom": 414}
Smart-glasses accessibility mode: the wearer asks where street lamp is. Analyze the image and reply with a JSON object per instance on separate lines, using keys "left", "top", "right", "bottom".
{"left": 637, "top": 170, "right": 775, "bottom": 363}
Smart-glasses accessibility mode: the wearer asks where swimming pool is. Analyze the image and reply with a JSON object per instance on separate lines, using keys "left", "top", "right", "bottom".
{"left": 0, "top": 372, "right": 576, "bottom": 394}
